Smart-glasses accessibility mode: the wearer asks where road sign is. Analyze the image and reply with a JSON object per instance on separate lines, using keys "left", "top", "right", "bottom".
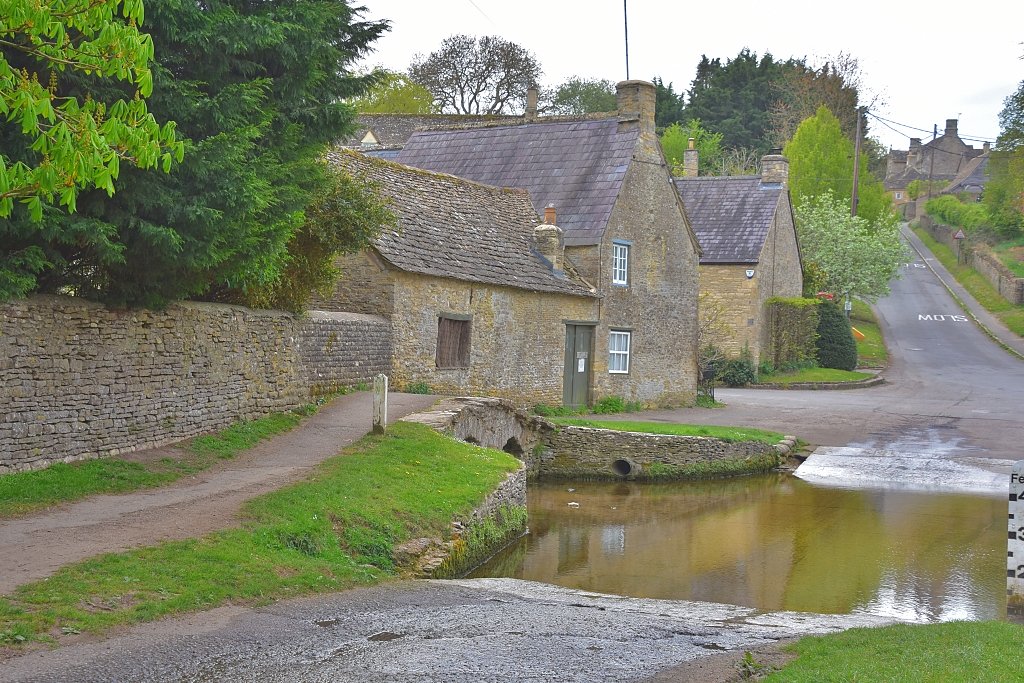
{"left": 1009, "top": 462, "right": 1024, "bottom": 619}
{"left": 953, "top": 229, "right": 966, "bottom": 240}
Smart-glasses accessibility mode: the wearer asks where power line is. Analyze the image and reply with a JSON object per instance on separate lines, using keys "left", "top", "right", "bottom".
{"left": 867, "top": 111, "right": 997, "bottom": 144}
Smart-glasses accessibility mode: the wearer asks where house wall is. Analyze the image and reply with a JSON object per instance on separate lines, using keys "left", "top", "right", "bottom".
{"left": 1, "top": 295, "right": 391, "bottom": 472}
{"left": 586, "top": 141, "right": 700, "bottom": 406}
{"left": 390, "top": 271, "right": 597, "bottom": 407}
{"left": 312, "top": 251, "right": 395, "bottom": 316}
{"left": 756, "top": 204, "right": 804, "bottom": 357}
{"left": 700, "top": 265, "right": 760, "bottom": 360}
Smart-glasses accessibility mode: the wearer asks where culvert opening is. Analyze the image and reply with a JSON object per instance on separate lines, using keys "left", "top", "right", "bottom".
{"left": 503, "top": 437, "right": 524, "bottom": 457}
{"left": 611, "top": 459, "right": 633, "bottom": 477}
{"left": 464, "top": 436, "right": 480, "bottom": 445}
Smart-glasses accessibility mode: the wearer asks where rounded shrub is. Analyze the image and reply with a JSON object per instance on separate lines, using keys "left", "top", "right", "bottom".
{"left": 717, "top": 357, "right": 757, "bottom": 387}
{"left": 815, "top": 302, "right": 857, "bottom": 370}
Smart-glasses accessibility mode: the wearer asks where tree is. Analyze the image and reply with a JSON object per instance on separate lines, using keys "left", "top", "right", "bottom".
{"left": 660, "top": 120, "right": 722, "bottom": 176}
{"left": 350, "top": 70, "right": 437, "bottom": 114}
{"left": 794, "top": 191, "right": 906, "bottom": 302}
{"left": 652, "top": 76, "right": 684, "bottom": 129}
{"left": 0, "top": 0, "right": 183, "bottom": 221}
{"left": 1, "top": 0, "right": 389, "bottom": 307}
{"left": 409, "top": 35, "right": 542, "bottom": 114}
{"left": 783, "top": 106, "right": 892, "bottom": 223}
{"left": 547, "top": 76, "right": 616, "bottom": 115}
{"left": 816, "top": 301, "right": 857, "bottom": 370}
{"left": 983, "top": 79, "right": 1024, "bottom": 237}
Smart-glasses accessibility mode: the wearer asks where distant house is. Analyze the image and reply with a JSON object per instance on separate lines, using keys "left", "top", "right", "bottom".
{"left": 941, "top": 151, "right": 990, "bottom": 202}
{"left": 674, "top": 155, "right": 803, "bottom": 365}
{"left": 340, "top": 113, "right": 522, "bottom": 160}
{"left": 316, "top": 151, "right": 598, "bottom": 407}
{"left": 394, "top": 80, "right": 702, "bottom": 407}
{"left": 884, "top": 119, "right": 989, "bottom": 217}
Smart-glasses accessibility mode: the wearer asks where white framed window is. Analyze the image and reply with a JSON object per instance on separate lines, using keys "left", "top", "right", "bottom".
{"left": 608, "top": 330, "right": 631, "bottom": 374}
{"left": 895, "top": 191, "right": 903, "bottom": 200}
{"left": 611, "top": 242, "right": 629, "bottom": 285}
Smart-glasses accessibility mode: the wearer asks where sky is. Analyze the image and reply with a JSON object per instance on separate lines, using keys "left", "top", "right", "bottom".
{"left": 357, "top": 0, "right": 1023, "bottom": 151}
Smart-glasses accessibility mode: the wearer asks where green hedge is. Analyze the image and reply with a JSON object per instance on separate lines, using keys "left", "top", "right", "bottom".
{"left": 816, "top": 301, "right": 857, "bottom": 370}
{"left": 925, "top": 195, "right": 990, "bottom": 233}
{"left": 765, "top": 297, "right": 820, "bottom": 368}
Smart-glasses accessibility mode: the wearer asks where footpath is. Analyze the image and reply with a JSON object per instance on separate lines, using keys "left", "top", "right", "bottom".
{"left": 903, "top": 224, "right": 1024, "bottom": 359}
{"left": 0, "top": 391, "right": 437, "bottom": 594}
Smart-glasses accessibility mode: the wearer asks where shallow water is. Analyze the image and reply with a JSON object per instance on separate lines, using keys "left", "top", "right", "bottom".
{"left": 471, "top": 475, "right": 1007, "bottom": 622}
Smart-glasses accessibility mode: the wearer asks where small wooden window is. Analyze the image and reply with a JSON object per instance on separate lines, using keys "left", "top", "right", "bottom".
{"left": 608, "top": 330, "right": 631, "bottom": 373}
{"left": 436, "top": 315, "right": 471, "bottom": 368}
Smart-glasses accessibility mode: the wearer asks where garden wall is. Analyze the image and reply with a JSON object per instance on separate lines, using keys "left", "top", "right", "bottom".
{"left": 1, "top": 295, "right": 391, "bottom": 472}
{"left": 919, "top": 216, "right": 1024, "bottom": 305}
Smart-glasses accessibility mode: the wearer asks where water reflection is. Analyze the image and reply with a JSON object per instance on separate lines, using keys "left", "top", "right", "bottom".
{"left": 471, "top": 475, "right": 1006, "bottom": 622}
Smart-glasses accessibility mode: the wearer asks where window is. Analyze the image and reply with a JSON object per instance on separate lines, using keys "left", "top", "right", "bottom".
{"left": 436, "top": 315, "right": 471, "bottom": 368}
{"left": 611, "top": 242, "right": 629, "bottom": 285}
{"left": 608, "top": 330, "right": 631, "bottom": 373}
{"left": 895, "top": 192, "right": 903, "bottom": 200}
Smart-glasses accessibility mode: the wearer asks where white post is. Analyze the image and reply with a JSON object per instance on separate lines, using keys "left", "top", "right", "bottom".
{"left": 372, "top": 374, "right": 388, "bottom": 435}
{"left": 1009, "top": 462, "right": 1024, "bottom": 620}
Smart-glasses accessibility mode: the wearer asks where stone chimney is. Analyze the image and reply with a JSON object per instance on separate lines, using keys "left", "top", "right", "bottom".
{"left": 984, "top": 141, "right": 991, "bottom": 153}
{"left": 616, "top": 79, "right": 657, "bottom": 138}
{"left": 534, "top": 205, "right": 564, "bottom": 272}
{"left": 760, "top": 150, "right": 789, "bottom": 186}
{"left": 526, "top": 86, "right": 538, "bottom": 121}
{"left": 945, "top": 119, "right": 958, "bottom": 137}
{"left": 682, "top": 137, "right": 699, "bottom": 177}
{"left": 909, "top": 137, "right": 922, "bottom": 166}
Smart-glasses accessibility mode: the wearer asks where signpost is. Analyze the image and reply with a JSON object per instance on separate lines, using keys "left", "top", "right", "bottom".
{"left": 1009, "top": 462, "right": 1024, "bottom": 621}
{"left": 953, "top": 229, "right": 966, "bottom": 265}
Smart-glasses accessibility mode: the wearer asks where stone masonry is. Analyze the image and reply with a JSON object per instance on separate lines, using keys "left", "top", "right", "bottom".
{"left": 1, "top": 295, "right": 392, "bottom": 472}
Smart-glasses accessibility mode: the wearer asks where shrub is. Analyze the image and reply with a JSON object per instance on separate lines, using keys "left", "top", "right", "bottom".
{"left": 591, "top": 395, "right": 643, "bottom": 414}
{"left": 717, "top": 357, "right": 756, "bottom": 387}
{"left": 815, "top": 302, "right": 857, "bottom": 370}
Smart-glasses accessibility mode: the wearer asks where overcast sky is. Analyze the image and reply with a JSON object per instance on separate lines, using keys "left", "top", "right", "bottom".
{"left": 358, "top": 0, "right": 1023, "bottom": 151}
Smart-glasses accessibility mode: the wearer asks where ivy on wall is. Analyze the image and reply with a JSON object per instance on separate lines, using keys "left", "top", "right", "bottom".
{"left": 765, "top": 296, "right": 820, "bottom": 368}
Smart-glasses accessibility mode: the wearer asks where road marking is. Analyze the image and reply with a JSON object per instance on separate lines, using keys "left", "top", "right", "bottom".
{"left": 919, "top": 314, "right": 968, "bottom": 322}
{"left": 903, "top": 262, "right": 927, "bottom": 268}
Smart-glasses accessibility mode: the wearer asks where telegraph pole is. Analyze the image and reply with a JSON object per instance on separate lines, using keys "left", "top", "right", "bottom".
{"left": 851, "top": 106, "right": 864, "bottom": 217}
{"left": 926, "top": 123, "right": 938, "bottom": 198}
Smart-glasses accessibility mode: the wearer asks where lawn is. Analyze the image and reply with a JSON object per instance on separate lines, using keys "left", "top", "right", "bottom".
{"left": 0, "top": 412, "right": 304, "bottom": 518}
{"left": 549, "top": 418, "right": 783, "bottom": 444}
{"left": 915, "top": 227, "right": 1024, "bottom": 337}
{"left": 759, "top": 367, "right": 874, "bottom": 385}
{"left": 767, "top": 620, "right": 1024, "bottom": 682}
{"left": 0, "top": 422, "right": 521, "bottom": 645}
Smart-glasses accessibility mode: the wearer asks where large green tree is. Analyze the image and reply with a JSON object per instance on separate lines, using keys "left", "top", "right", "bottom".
{"left": 795, "top": 191, "right": 906, "bottom": 302}
{"left": 1, "top": 0, "right": 389, "bottom": 307}
{"left": 547, "top": 76, "right": 616, "bottom": 116}
{"left": 983, "top": 78, "right": 1024, "bottom": 237}
{"left": 783, "top": 106, "right": 891, "bottom": 223}
{"left": 350, "top": 70, "right": 437, "bottom": 114}
{"left": 652, "top": 76, "right": 684, "bottom": 129}
{"left": 660, "top": 119, "right": 722, "bottom": 176}
{"left": 0, "top": 0, "right": 183, "bottom": 221}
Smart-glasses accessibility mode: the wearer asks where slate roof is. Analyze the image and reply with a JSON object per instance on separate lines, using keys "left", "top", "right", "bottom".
{"left": 942, "top": 153, "right": 990, "bottom": 195}
{"left": 341, "top": 113, "right": 521, "bottom": 149}
{"left": 396, "top": 119, "right": 639, "bottom": 246}
{"left": 327, "top": 150, "right": 595, "bottom": 298}
{"left": 674, "top": 176, "right": 783, "bottom": 264}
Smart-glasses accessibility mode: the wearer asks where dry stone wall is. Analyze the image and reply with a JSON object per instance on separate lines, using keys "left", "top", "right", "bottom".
{"left": 1, "top": 296, "right": 391, "bottom": 472}
{"left": 919, "top": 217, "right": 1024, "bottom": 305}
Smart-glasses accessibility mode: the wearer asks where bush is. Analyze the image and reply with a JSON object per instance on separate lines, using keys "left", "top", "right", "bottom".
{"left": 816, "top": 302, "right": 857, "bottom": 370}
{"left": 717, "top": 357, "right": 757, "bottom": 387}
{"left": 591, "top": 396, "right": 643, "bottom": 414}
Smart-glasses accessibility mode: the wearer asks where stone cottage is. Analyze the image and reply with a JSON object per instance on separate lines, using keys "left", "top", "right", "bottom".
{"left": 674, "top": 153, "right": 803, "bottom": 365}
{"left": 394, "top": 80, "right": 702, "bottom": 407}
{"left": 884, "top": 119, "right": 989, "bottom": 217}
{"left": 317, "top": 150, "right": 599, "bottom": 407}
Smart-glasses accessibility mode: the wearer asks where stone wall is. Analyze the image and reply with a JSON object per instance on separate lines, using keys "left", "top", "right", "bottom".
{"left": 700, "top": 265, "right": 760, "bottom": 360}
{"left": 919, "top": 217, "right": 1024, "bottom": 305}
{"left": 311, "top": 251, "right": 395, "bottom": 316}
{"left": 298, "top": 311, "right": 392, "bottom": 396}
{"left": 538, "top": 425, "right": 780, "bottom": 479}
{"left": 1, "top": 296, "right": 392, "bottom": 472}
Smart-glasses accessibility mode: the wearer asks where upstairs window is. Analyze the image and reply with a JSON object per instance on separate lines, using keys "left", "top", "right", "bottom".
{"left": 608, "top": 330, "right": 631, "bottom": 374}
{"left": 612, "top": 242, "right": 629, "bottom": 286}
{"left": 436, "top": 315, "right": 471, "bottom": 368}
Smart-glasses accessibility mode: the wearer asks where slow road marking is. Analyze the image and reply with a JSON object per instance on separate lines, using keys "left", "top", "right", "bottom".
{"left": 919, "top": 314, "right": 968, "bottom": 322}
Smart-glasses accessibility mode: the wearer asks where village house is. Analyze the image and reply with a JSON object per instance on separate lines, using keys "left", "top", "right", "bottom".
{"left": 674, "top": 148, "right": 803, "bottom": 365}
{"left": 884, "top": 119, "right": 989, "bottom": 217}
{"left": 316, "top": 150, "right": 600, "bottom": 408}
{"left": 394, "top": 80, "right": 702, "bottom": 407}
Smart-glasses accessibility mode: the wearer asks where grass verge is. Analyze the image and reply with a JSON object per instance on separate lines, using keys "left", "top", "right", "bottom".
{"left": 0, "top": 411, "right": 305, "bottom": 519}
{"left": 758, "top": 367, "right": 874, "bottom": 385}
{"left": 766, "top": 621, "right": 1024, "bottom": 682}
{"left": 915, "top": 227, "right": 1024, "bottom": 337}
{"left": 0, "top": 422, "right": 520, "bottom": 645}
{"left": 549, "top": 418, "right": 783, "bottom": 444}
{"left": 850, "top": 299, "right": 888, "bottom": 368}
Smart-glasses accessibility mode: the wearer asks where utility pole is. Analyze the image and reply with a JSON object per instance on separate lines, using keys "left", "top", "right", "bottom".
{"left": 926, "top": 123, "right": 938, "bottom": 199}
{"left": 851, "top": 106, "right": 864, "bottom": 217}
{"left": 623, "top": 0, "right": 630, "bottom": 79}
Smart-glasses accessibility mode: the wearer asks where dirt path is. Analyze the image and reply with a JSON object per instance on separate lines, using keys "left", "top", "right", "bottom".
{"left": 0, "top": 392, "right": 438, "bottom": 594}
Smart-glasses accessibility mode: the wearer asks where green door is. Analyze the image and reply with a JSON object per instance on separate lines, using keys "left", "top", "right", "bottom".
{"left": 563, "top": 324, "right": 594, "bottom": 408}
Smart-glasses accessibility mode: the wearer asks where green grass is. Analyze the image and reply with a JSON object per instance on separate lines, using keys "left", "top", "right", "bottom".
{"left": 759, "top": 367, "right": 873, "bottom": 385}
{"left": 0, "top": 422, "right": 520, "bottom": 644}
{"left": 915, "top": 227, "right": 1024, "bottom": 337}
{"left": 850, "top": 300, "right": 888, "bottom": 368}
{"left": 993, "top": 236, "right": 1024, "bottom": 277}
{"left": 767, "top": 621, "right": 1024, "bottom": 682}
{"left": 0, "top": 411, "right": 305, "bottom": 519}
{"left": 549, "top": 418, "right": 783, "bottom": 444}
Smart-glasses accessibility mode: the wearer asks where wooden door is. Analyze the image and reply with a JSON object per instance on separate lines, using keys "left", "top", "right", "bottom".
{"left": 563, "top": 325, "right": 594, "bottom": 408}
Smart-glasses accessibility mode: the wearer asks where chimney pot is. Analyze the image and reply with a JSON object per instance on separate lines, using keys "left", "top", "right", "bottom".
{"left": 688, "top": 137, "right": 695, "bottom": 150}
{"left": 544, "top": 204, "right": 556, "bottom": 224}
